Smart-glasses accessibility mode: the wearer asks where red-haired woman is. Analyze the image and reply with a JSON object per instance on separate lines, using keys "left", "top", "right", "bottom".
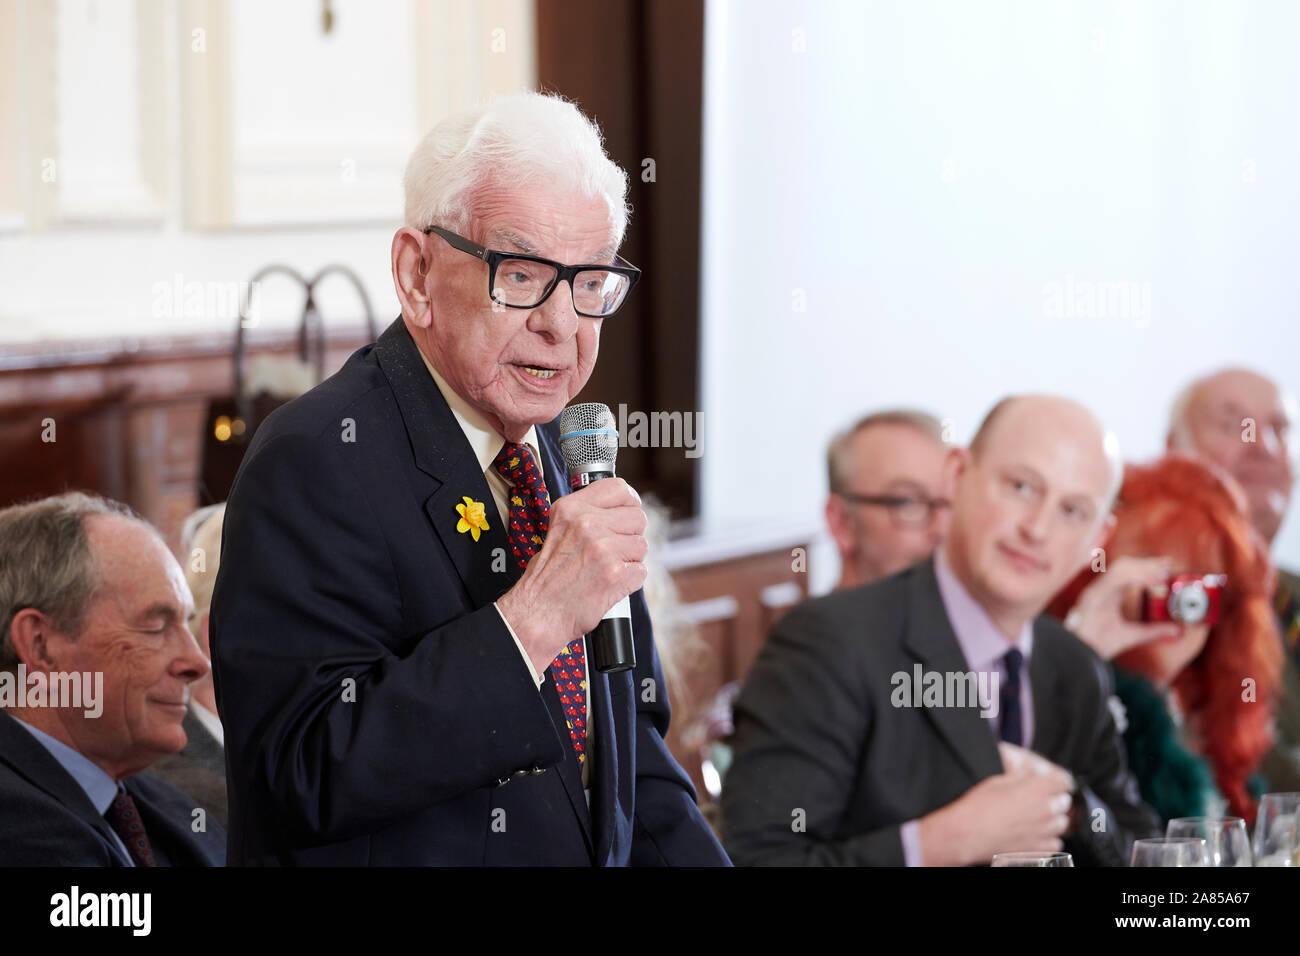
{"left": 1049, "top": 455, "right": 1282, "bottom": 826}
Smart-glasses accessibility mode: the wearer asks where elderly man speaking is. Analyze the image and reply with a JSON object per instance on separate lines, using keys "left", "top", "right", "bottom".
{"left": 211, "top": 93, "right": 728, "bottom": 865}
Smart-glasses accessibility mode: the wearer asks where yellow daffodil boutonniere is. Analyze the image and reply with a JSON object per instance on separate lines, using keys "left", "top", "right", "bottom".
{"left": 455, "top": 496, "right": 490, "bottom": 542}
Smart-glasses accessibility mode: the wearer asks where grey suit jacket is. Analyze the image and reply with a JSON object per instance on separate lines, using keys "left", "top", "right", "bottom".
{"left": 720, "top": 557, "right": 1160, "bottom": 866}
{"left": 149, "top": 706, "right": 228, "bottom": 828}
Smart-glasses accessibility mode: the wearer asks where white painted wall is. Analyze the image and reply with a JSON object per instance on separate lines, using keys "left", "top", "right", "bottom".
{"left": 701, "top": 0, "right": 1300, "bottom": 590}
{"left": 0, "top": 0, "right": 534, "bottom": 343}
{"left": 0, "top": 225, "right": 399, "bottom": 343}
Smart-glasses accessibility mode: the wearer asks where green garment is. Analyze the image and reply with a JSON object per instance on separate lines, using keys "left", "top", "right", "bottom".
{"left": 1113, "top": 667, "right": 1218, "bottom": 825}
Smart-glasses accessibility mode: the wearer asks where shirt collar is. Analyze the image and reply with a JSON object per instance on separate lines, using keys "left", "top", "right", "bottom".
{"left": 933, "top": 545, "right": 1033, "bottom": 670}
{"left": 417, "top": 347, "right": 540, "bottom": 476}
{"left": 12, "top": 718, "right": 120, "bottom": 814}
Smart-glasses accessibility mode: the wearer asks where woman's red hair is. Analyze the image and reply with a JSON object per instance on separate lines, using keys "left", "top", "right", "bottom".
{"left": 1048, "top": 455, "right": 1282, "bottom": 823}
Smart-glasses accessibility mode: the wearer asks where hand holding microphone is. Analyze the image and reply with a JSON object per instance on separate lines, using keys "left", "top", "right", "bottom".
{"left": 496, "top": 403, "right": 643, "bottom": 676}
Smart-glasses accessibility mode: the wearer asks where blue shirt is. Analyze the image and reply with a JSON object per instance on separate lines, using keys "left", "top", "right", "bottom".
{"left": 14, "top": 720, "right": 134, "bottom": 865}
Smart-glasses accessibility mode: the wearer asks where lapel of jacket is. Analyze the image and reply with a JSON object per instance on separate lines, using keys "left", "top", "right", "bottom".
{"left": 901, "top": 559, "right": 1004, "bottom": 783}
{"left": 1028, "top": 623, "right": 1068, "bottom": 761}
{"left": 0, "top": 711, "right": 130, "bottom": 865}
{"left": 372, "top": 318, "right": 519, "bottom": 609}
{"left": 123, "top": 775, "right": 220, "bottom": 866}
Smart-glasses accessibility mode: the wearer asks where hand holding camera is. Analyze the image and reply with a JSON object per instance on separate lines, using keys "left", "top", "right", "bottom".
{"left": 1140, "top": 572, "right": 1227, "bottom": 625}
{"left": 1063, "top": 557, "right": 1227, "bottom": 661}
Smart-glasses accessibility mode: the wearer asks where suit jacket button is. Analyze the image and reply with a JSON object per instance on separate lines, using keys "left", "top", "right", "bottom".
{"left": 528, "top": 766, "right": 546, "bottom": 776}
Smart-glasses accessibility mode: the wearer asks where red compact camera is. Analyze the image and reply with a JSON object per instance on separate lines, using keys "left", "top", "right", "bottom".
{"left": 1142, "top": 573, "right": 1227, "bottom": 626}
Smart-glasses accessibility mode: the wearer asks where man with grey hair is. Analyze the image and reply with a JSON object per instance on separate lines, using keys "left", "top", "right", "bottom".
{"left": 0, "top": 493, "right": 225, "bottom": 865}
{"left": 825, "top": 409, "right": 951, "bottom": 590}
{"left": 212, "top": 92, "right": 728, "bottom": 865}
{"left": 1167, "top": 367, "right": 1300, "bottom": 790}
{"left": 150, "top": 504, "right": 228, "bottom": 826}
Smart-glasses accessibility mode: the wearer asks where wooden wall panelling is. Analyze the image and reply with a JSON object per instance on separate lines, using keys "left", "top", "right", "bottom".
{"left": 0, "top": 327, "right": 371, "bottom": 553}
{"left": 662, "top": 540, "right": 810, "bottom": 803}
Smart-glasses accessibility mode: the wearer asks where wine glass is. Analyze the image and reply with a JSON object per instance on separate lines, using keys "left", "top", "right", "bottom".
{"left": 1252, "top": 793, "right": 1300, "bottom": 866}
{"left": 1166, "top": 817, "right": 1251, "bottom": 867}
{"left": 990, "top": 852, "right": 1074, "bottom": 867}
{"left": 1130, "top": 837, "right": 1210, "bottom": 867}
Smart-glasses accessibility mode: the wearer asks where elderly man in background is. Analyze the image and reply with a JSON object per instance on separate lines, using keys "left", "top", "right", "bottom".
{"left": 723, "top": 395, "right": 1159, "bottom": 866}
{"left": 1167, "top": 367, "right": 1300, "bottom": 791}
{"left": 0, "top": 493, "right": 225, "bottom": 866}
{"left": 824, "top": 409, "right": 951, "bottom": 590}
{"left": 150, "top": 503, "right": 228, "bottom": 827}
{"left": 212, "top": 93, "right": 728, "bottom": 865}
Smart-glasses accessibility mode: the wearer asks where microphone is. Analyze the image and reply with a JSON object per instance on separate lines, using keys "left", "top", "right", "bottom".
{"left": 558, "top": 402, "right": 636, "bottom": 673}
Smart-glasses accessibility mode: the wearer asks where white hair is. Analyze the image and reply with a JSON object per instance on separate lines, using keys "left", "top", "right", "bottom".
{"left": 181, "top": 503, "right": 225, "bottom": 620}
{"left": 403, "top": 92, "right": 630, "bottom": 245}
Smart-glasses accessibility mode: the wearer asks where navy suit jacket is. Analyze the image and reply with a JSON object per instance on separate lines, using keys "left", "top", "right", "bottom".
{"left": 210, "top": 317, "right": 729, "bottom": 865}
{"left": 0, "top": 711, "right": 226, "bottom": 866}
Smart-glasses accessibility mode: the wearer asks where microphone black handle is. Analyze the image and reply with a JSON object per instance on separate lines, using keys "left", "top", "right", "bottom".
{"left": 591, "top": 615, "right": 636, "bottom": 673}
{"left": 569, "top": 469, "right": 636, "bottom": 673}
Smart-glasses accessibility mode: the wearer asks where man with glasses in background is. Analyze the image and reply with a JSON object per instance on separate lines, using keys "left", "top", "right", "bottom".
{"left": 824, "top": 410, "right": 952, "bottom": 590}
{"left": 211, "top": 92, "right": 728, "bottom": 866}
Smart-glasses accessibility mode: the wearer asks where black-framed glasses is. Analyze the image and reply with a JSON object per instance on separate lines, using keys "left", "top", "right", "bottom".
{"left": 424, "top": 225, "right": 641, "bottom": 318}
{"left": 836, "top": 491, "right": 951, "bottom": 528}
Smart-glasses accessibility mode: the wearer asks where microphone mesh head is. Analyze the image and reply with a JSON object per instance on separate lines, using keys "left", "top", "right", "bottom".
{"left": 559, "top": 403, "right": 619, "bottom": 477}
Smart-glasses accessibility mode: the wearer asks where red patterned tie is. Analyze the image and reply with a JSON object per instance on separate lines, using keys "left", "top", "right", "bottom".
{"left": 493, "top": 441, "right": 587, "bottom": 765}
{"left": 106, "top": 788, "right": 156, "bottom": 867}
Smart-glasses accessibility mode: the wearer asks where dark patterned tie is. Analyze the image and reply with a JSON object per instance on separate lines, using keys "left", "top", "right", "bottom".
{"left": 493, "top": 441, "right": 587, "bottom": 766}
{"left": 106, "top": 787, "right": 156, "bottom": 867}
{"left": 1000, "top": 648, "right": 1023, "bottom": 745}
